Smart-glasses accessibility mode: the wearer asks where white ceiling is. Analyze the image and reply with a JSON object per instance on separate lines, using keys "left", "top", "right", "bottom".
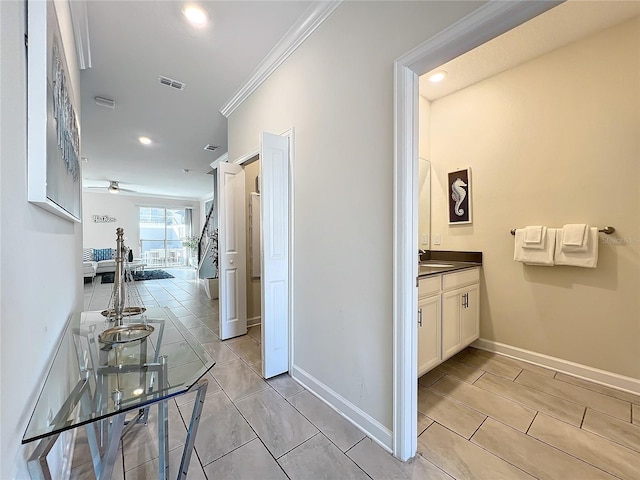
{"left": 420, "top": 0, "right": 640, "bottom": 101}
{"left": 80, "top": 1, "right": 313, "bottom": 200}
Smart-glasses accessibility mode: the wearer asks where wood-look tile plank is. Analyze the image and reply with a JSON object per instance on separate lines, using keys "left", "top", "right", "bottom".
{"left": 288, "top": 390, "right": 364, "bottom": 452}
{"left": 418, "top": 423, "right": 535, "bottom": 480}
{"left": 516, "top": 370, "right": 630, "bottom": 421}
{"left": 634, "top": 404, "right": 640, "bottom": 426}
{"left": 348, "top": 437, "right": 453, "bottom": 480}
{"left": 235, "top": 388, "right": 318, "bottom": 459}
{"left": 202, "top": 438, "right": 288, "bottom": 480}
{"left": 583, "top": 408, "right": 640, "bottom": 453}
{"left": 417, "top": 386, "right": 486, "bottom": 439}
{"left": 418, "top": 369, "right": 445, "bottom": 388}
{"left": 278, "top": 433, "right": 369, "bottom": 480}
{"left": 471, "top": 417, "right": 616, "bottom": 480}
{"left": 452, "top": 350, "right": 522, "bottom": 380}
{"left": 554, "top": 372, "right": 640, "bottom": 405}
{"left": 177, "top": 390, "right": 256, "bottom": 466}
{"left": 418, "top": 412, "right": 433, "bottom": 436}
{"left": 434, "top": 359, "right": 484, "bottom": 383}
{"left": 474, "top": 373, "right": 585, "bottom": 426}
{"left": 431, "top": 375, "right": 536, "bottom": 432}
{"left": 529, "top": 413, "right": 640, "bottom": 480}
{"left": 468, "top": 347, "right": 556, "bottom": 377}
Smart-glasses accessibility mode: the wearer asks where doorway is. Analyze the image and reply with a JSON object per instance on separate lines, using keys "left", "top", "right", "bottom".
{"left": 223, "top": 129, "right": 294, "bottom": 380}
{"left": 391, "top": 1, "right": 559, "bottom": 461}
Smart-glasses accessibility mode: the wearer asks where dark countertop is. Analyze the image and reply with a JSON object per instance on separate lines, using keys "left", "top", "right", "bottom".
{"left": 418, "top": 250, "right": 483, "bottom": 278}
{"left": 419, "top": 261, "right": 481, "bottom": 277}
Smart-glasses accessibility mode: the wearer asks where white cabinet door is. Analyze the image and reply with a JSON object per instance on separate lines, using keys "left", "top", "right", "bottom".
{"left": 460, "top": 283, "right": 480, "bottom": 346}
{"left": 441, "top": 288, "right": 463, "bottom": 361}
{"left": 442, "top": 283, "right": 480, "bottom": 361}
{"left": 417, "top": 294, "right": 440, "bottom": 376}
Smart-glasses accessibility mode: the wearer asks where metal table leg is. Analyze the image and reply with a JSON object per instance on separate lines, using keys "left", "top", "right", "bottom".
{"left": 176, "top": 378, "right": 208, "bottom": 480}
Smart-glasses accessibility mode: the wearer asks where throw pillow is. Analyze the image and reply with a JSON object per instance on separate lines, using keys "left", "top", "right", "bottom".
{"left": 93, "top": 248, "right": 112, "bottom": 262}
{"left": 83, "top": 248, "right": 93, "bottom": 262}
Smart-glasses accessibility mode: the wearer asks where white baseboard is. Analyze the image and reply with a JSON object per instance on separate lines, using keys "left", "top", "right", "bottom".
{"left": 247, "top": 316, "right": 261, "bottom": 327}
{"left": 473, "top": 338, "right": 640, "bottom": 396}
{"left": 291, "top": 365, "right": 393, "bottom": 452}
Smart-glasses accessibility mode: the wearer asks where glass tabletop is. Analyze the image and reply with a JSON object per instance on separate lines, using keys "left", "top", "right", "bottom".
{"left": 22, "top": 306, "right": 214, "bottom": 444}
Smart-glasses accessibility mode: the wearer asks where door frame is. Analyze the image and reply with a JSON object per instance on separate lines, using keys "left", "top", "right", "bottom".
{"left": 391, "top": 0, "right": 560, "bottom": 461}
{"left": 232, "top": 128, "right": 295, "bottom": 375}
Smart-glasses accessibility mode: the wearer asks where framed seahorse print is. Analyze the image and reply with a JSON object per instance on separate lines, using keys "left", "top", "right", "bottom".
{"left": 448, "top": 168, "right": 472, "bottom": 224}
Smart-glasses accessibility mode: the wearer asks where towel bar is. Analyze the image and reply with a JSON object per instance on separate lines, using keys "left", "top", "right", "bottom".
{"left": 510, "top": 226, "right": 615, "bottom": 235}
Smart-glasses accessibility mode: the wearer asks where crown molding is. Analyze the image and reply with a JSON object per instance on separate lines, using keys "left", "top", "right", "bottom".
{"left": 68, "top": 0, "right": 92, "bottom": 69}
{"left": 220, "top": 1, "right": 342, "bottom": 118}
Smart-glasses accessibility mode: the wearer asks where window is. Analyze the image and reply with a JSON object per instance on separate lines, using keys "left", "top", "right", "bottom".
{"left": 139, "top": 207, "right": 191, "bottom": 267}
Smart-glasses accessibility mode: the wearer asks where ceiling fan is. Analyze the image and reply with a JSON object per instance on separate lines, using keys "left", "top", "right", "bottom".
{"left": 86, "top": 180, "right": 136, "bottom": 194}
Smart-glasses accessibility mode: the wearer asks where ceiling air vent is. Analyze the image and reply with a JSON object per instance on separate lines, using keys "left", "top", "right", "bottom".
{"left": 158, "top": 75, "right": 186, "bottom": 91}
{"left": 204, "top": 144, "right": 219, "bottom": 152}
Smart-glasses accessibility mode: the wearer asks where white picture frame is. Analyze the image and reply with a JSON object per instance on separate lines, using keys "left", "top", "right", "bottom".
{"left": 27, "top": 0, "right": 82, "bottom": 222}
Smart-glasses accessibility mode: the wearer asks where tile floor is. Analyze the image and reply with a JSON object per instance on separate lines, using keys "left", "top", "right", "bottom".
{"left": 74, "top": 269, "right": 640, "bottom": 479}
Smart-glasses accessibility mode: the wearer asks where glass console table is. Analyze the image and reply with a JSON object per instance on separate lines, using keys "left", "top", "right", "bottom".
{"left": 22, "top": 307, "right": 215, "bottom": 480}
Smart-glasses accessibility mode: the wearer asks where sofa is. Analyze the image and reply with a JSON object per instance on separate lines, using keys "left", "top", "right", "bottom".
{"left": 83, "top": 248, "right": 117, "bottom": 280}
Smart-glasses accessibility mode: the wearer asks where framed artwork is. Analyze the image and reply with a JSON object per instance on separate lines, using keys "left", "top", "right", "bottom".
{"left": 448, "top": 168, "right": 472, "bottom": 224}
{"left": 27, "top": 0, "right": 82, "bottom": 222}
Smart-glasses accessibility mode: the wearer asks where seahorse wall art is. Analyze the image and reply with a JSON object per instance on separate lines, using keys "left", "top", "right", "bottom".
{"left": 451, "top": 177, "right": 467, "bottom": 216}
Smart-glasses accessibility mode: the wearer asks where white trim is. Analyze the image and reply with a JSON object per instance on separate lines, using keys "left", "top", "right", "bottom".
{"left": 292, "top": 365, "right": 393, "bottom": 452}
{"left": 247, "top": 315, "right": 261, "bottom": 327}
{"left": 473, "top": 339, "right": 640, "bottom": 396}
{"left": 233, "top": 149, "right": 260, "bottom": 166}
{"left": 220, "top": 1, "right": 342, "bottom": 117}
{"left": 392, "top": 0, "right": 561, "bottom": 462}
{"left": 392, "top": 60, "right": 419, "bottom": 462}
{"left": 210, "top": 152, "right": 229, "bottom": 170}
{"left": 281, "top": 128, "right": 296, "bottom": 376}
{"left": 68, "top": 0, "right": 91, "bottom": 70}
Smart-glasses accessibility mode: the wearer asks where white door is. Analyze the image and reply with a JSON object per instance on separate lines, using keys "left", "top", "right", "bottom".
{"left": 260, "top": 132, "right": 290, "bottom": 378}
{"left": 218, "top": 162, "right": 247, "bottom": 340}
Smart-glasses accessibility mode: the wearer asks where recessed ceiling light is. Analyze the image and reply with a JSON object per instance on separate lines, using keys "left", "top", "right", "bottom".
{"left": 138, "top": 136, "right": 152, "bottom": 145}
{"left": 429, "top": 70, "right": 447, "bottom": 83}
{"left": 182, "top": 4, "right": 209, "bottom": 27}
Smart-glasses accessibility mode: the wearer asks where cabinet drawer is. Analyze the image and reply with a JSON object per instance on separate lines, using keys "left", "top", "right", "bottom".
{"left": 419, "top": 276, "right": 440, "bottom": 298}
{"left": 442, "top": 267, "right": 479, "bottom": 291}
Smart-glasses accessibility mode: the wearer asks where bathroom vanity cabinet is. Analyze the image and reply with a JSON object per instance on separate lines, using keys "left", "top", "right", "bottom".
{"left": 418, "top": 267, "right": 480, "bottom": 377}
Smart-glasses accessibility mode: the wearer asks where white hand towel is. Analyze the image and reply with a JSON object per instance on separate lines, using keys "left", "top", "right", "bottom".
{"left": 554, "top": 227, "right": 598, "bottom": 268}
{"left": 522, "top": 226, "right": 547, "bottom": 250}
{"left": 523, "top": 226, "right": 544, "bottom": 244}
{"left": 562, "top": 224, "right": 587, "bottom": 247}
{"left": 514, "top": 228, "right": 556, "bottom": 265}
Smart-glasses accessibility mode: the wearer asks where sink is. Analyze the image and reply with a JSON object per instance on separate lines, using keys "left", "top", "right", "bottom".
{"left": 420, "top": 263, "right": 454, "bottom": 268}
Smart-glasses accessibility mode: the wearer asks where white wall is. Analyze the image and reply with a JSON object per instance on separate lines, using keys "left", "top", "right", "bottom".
{"left": 429, "top": 17, "right": 640, "bottom": 378}
{"left": 227, "top": 1, "right": 484, "bottom": 446}
{"left": 83, "top": 191, "right": 201, "bottom": 257}
{"left": 1, "top": 1, "right": 83, "bottom": 478}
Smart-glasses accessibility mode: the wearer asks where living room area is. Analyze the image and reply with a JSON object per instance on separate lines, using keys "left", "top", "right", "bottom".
{"left": 82, "top": 189, "right": 210, "bottom": 284}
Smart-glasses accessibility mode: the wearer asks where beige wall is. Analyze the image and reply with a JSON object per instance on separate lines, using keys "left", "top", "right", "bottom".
{"left": 244, "top": 160, "right": 262, "bottom": 321}
{"left": 428, "top": 17, "right": 640, "bottom": 378}
{"left": 419, "top": 96, "right": 431, "bottom": 248}
{"left": 228, "top": 1, "right": 484, "bottom": 439}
